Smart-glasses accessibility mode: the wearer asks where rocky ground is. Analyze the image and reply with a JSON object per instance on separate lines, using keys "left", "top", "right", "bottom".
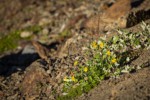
{"left": 0, "top": 0, "right": 150, "bottom": 100}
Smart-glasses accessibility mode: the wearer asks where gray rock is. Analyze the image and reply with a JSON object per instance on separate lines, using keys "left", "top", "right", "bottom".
{"left": 21, "top": 45, "right": 36, "bottom": 55}
{"left": 18, "top": 45, "right": 39, "bottom": 66}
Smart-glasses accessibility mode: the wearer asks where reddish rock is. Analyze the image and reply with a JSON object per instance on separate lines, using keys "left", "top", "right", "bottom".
{"left": 21, "top": 61, "right": 49, "bottom": 99}
{"left": 84, "top": 0, "right": 132, "bottom": 31}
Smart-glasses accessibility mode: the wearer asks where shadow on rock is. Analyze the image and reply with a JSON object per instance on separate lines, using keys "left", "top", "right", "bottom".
{"left": 131, "top": 0, "right": 144, "bottom": 8}
{"left": 0, "top": 45, "right": 40, "bottom": 76}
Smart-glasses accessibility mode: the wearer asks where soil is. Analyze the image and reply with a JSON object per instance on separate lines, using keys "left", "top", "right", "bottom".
{"left": 0, "top": 0, "right": 150, "bottom": 100}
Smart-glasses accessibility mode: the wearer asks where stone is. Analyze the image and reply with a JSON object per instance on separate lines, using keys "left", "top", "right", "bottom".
{"left": 84, "top": 0, "right": 132, "bottom": 31}
{"left": 18, "top": 45, "right": 38, "bottom": 66}
{"left": 21, "top": 45, "right": 36, "bottom": 55}
{"left": 21, "top": 61, "right": 50, "bottom": 99}
{"left": 32, "top": 41, "right": 49, "bottom": 60}
{"left": 20, "top": 31, "right": 32, "bottom": 38}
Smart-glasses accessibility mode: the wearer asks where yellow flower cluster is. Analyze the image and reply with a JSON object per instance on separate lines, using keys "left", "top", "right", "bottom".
{"left": 91, "top": 41, "right": 98, "bottom": 49}
{"left": 63, "top": 76, "right": 76, "bottom": 82}
{"left": 91, "top": 41, "right": 105, "bottom": 49}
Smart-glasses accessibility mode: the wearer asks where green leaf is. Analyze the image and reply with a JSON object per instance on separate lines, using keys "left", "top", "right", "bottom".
{"left": 112, "top": 36, "right": 119, "bottom": 44}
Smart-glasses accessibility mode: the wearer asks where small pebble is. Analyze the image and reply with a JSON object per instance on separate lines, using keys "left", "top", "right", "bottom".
{"left": 20, "top": 31, "right": 32, "bottom": 38}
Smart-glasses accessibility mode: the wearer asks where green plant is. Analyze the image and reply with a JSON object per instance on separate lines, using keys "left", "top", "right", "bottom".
{"left": 0, "top": 25, "right": 43, "bottom": 54}
{"left": 0, "top": 31, "right": 21, "bottom": 54}
{"left": 58, "top": 22, "right": 150, "bottom": 99}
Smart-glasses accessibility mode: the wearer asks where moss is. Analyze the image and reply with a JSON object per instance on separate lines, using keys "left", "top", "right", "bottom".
{"left": 0, "top": 31, "right": 21, "bottom": 54}
{"left": 0, "top": 25, "right": 42, "bottom": 54}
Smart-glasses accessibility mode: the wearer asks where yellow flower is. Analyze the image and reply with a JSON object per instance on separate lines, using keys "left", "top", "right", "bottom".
{"left": 71, "top": 76, "right": 76, "bottom": 82}
{"left": 106, "top": 51, "right": 111, "bottom": 56}
{"left": 63, "top": 76, "right": 68, "bottom": 82}
{"left": 111, "top": 58, "right": 117, "bottom": 63}
{"left": 74, "top": 61, "right": 78, "bottom": 66}
{"left": 99, "top": 42, "right": 104, "bottom": 48}
{"left": 83, "top": 67, "right": 88, "bottom": 72}
{"left": 91, "top": 41, "right": 98, "bottom": 49}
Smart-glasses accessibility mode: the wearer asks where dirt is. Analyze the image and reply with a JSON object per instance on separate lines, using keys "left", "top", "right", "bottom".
{"left": 0, "top": 0, "right": 150, "bottom": 100}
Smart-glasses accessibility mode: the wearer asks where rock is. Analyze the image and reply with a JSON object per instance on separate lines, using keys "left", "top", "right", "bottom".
{"left": 32, "top": 41, "right": 50, "bottom": 61}
{"left": 20, "top": 61, "right": 50, "bottom": 99}
{"left": 127, "top": 9, "right": 150, "bottom": 27}
{"left": 58, "top": 34, "right": 78, "bottom": 58}
{"left": 21, "top": 45, "right": 36, "bottom": 54}
{"left": 18, "top": 45, "right": 39, "bottom": 66}
{"left": 84, "top": 0, "right": 132, "bottom": 31}
{"left": 20, "top": 31, "right": 32, "bottom": 38}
